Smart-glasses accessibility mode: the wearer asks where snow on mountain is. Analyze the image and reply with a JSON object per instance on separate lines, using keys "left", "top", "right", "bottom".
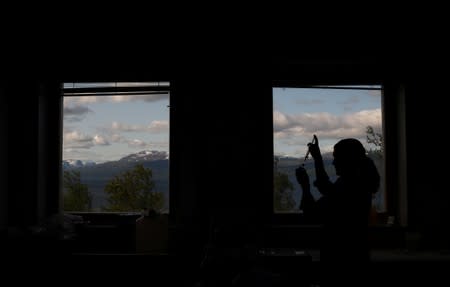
{"left": 63, "top": 150, "right": 169, "bottom": 168}
{"left": 118, "top": 150, "right": 169, "bottom": 162}
{"left": 62, "top": 159, "right": 97, "bottom": 169}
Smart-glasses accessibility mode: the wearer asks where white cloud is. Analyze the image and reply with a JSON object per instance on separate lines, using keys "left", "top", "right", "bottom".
{"left": 274, "top": 108, "right": 382, "bottom": 141}
{"left": 64, "top": 94, "right": 169, "bottom": 105}
{"left": 110, "top": 120, "right": 169, "bottom": 134}
{"left": 125, "top": 138, "right": 169, "bottom": 150}
{"left": 111, "top": 133, "right": 125, "bottom": 143}
{"left": 93, "top": 135, "right": 110, "bottom": 146}
{"left": 64, "top": 97, "right": 100, "bottom": 105}
{"left": 63, "top": 105, "right": 92, "bottom": 122}
{"left": 111, "top": 121, "right": 144, "bottom": 132}
{"left": 64, "top": 130, "right": 112, "bottom": 149}
{"left": 273, "top": 110, "right": 290, "bottom": 131}
{"left": 64, "top": 105, "right": 91, "bottom": 115}
{"left": 64, "top": 130, "right": 94, "bottom": 149}
{"left": 147, "top": 120, "right": 169, "bottom": 133}
{"left": 128, "top": 139, "right": 148, "bottom": 149}
{"left": 64, "top": 130, "right": 92, "bottom": 142}
{"left": 108, "top": 95, "right": 167, "bottom": 103}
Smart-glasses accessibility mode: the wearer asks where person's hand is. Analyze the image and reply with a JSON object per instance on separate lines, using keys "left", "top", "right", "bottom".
{"left": 298, "top": 166, "right": 314, "bottom": 212}
{"left": 307, "top": 134, "right": 322, "bottom": 160}
{"left": 295, "top": 166, "right": 310, "bottom": 187}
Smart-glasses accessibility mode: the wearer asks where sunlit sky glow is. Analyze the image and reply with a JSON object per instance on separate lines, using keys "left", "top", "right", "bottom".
{"left": 63, "top": 84, "right": 170, "bottom": 163}
{"left": 63, "top": 84, "right": 381, "bottom": 163}
{"left": 273, "top": 86, "right": 382, "bottom": 159}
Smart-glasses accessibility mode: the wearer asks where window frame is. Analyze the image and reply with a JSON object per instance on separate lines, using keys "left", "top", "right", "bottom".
{"left": 60, "top": 81, "right": 172, "bottom": 216}
{"left": 270, "top": 80, "right": 400, "bottom": 226}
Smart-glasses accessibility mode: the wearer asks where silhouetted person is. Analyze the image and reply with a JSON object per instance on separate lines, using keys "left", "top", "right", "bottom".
{"left": 296, "top": 135, "right": 380, "bottom": 286}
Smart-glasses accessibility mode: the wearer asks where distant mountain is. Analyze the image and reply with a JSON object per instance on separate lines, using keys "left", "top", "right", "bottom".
{"left": 118, "top": 150, "right": 169, "bottom": 162}
{"left": 62, "top": 150, "right": 170, "bottom": 211}
{"left": 274, "top": 152, "right": 333, "bottom": 166}
{"left": 63, "top": 159, "right": 97, "bottom": 169}
{"left": 63, "top": 150, "right": 169, "bottom": 169}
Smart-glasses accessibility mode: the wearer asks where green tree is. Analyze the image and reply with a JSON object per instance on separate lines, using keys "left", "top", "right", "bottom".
{"left": 63, "top": 170, "right": 92, "bottom": 211}
{"left": 274, "top": 171, "right": 295, "bottom": 211}
{"left": 366, "top": 125, "right": 385, "bottom": 214}
{"left": 103, "top": 164, "right": 164, "bottom": 212}
{"left": 366, "top": 125, "right": 383, "bottom": 158}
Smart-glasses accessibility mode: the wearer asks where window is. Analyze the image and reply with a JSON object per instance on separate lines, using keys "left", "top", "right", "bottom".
{"left": 62, "top": 82, "right": 170, "bottom": 214}
{"left": 273, "top": 85, "right": 385, "bottom": 222}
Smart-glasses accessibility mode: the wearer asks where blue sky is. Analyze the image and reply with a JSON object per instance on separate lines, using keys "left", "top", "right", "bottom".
{"left": 273, "top": 86, "right": 382, "bottom": 159}
{"left": 63, "top": 85, "right": 170, "bottom": 163}
{"left": 63, "top": 84, "right": 381, "bottom": 163}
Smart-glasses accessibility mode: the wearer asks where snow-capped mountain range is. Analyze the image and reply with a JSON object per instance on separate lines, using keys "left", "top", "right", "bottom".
{"left": 62, "top": 159, "right": 97, "bottom": 168}
{"left": 63, "top": 150, "right": 169, "bottom": 168}
{"left": 118, "top": 150, "right": 169, "bottom": 163}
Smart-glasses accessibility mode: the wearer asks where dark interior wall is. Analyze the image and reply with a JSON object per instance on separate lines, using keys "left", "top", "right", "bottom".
{"left": 0, "top": 85, "right": 7, "bottom": 232}
{"left": 405, "top": 80, "right": 450, "bottom": 248}
{"left": 383, "top": 82, "right": 407, "bottom": 225}
{"left": 7, "top": 83, "right": 39, "bottom": 227}
{"left": 170, "top": 78, "right": 273, "bottom": 254}
{"left": 4, "top": 83, "right": 61, "bottom": 229}
{"left": 37, "top": 84, "right": 62, "bottom": 222}
{"left": 3, "top": 56, "right": 448, "bottom": 251}
{"left": 167, "top": 59, "right": 450, "bottom": 251}
{"left": 377, "top": 65, "right": 450, "bottom": 248}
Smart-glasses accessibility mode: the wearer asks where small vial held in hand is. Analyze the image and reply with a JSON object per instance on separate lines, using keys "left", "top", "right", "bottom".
{"left": 302, "top": 135, "right": 316, "bottom": 166}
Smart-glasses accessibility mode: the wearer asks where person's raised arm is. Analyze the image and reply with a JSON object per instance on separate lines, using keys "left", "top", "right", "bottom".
{"left": 296, "top": 166, "right": 314, "bottom": 212}
{"left": 308, "top": 135, "right": 332, "bottom": 194}
{"left": 296, "top": 166, "right": 324, "bottom": 223}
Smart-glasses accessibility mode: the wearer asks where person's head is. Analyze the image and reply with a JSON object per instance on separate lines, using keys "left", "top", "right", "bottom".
{"left": 332, "top": 138, "right": 367, "bottom": 176}
{"left": 332, "top": 138, "right": 380, "bottom": 193}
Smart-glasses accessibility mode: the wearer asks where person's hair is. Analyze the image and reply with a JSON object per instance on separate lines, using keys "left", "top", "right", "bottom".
{"left": 333, "top": 138, "right": 366, "bottom": 161}
{"left": 362, "top": 156, "right": 381, "bottom": 194}
{"left": 334, "top": 138, "right": 380, "bottom": 193}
